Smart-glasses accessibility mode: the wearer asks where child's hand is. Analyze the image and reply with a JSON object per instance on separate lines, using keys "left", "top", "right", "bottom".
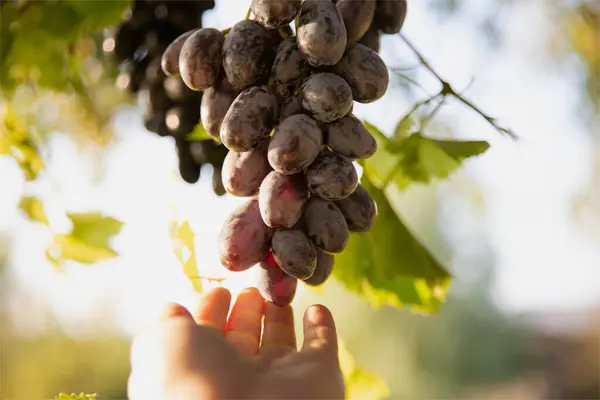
{"left": 128, "top": 287, "right": 345, "bottom": 399}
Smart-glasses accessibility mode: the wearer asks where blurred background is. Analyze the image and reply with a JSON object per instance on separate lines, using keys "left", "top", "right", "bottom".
{"left": 1, "top": 0, "right": 599, "bottom": 399}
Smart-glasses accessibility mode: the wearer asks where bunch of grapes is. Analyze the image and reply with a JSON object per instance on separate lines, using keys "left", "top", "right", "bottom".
{"left": 161, "top": 0, "right": 407, "bottom": 306}
{"left": 103, "top": 0, "right": 228, "bottom": 194}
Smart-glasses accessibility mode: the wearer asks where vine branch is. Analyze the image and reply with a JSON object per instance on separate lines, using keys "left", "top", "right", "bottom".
{"left": 398, "top": 33, "right": 518, "bottom": 141}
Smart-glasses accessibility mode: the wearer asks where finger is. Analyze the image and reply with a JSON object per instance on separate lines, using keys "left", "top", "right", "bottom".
{"left": 161, "top": 302, "right": 193, "bottom": 320}
{"left": 225, "top": 287, "right": 265, "bottom": 355}
{"left": 301, "top": 305, "right": 338, "bottom": 356}
{"left": 191, "top": 287, "right": 232, "bottom": 333}
{"left": 260, "top": 302, "right": 297, "bottom": 359}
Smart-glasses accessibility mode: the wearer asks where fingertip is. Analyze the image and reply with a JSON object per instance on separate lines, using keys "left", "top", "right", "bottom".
{"left": 193, "top": 286, "right": 232, "bottom": 331}
{"left": 161, "top": 302, "right": 192, "bottom": 320}
{"left": 302, "top": 304, "right": 338, "bottom": 354}
{"left": 304, "top": 304, "right": 335, "bottom": 328}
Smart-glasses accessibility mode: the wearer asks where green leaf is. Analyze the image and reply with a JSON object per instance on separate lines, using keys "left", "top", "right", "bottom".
{"left": 333, "top": 177, "right": 451, "bottom": 313}
{"left": 392, "top": 133, "right": 490, "bottom": 189}
{"left": 47, "top": 212, "right": 123, "bottom": 266}
{"left": 18, "top": 196, "right": 49, "bottom": 225}
{"left": 361, "top": 121, "right": 398, "bottom": 188}
{"left": 339, "top": 340, "right": 390, "bottom": 400}
{"left": 392, "top": 113, "right": 416, "bottom": 142}
{"left": 170, "top": 220, "right": 202, "bottom": 293}
{"left": 187, "top": 122, "right": 216, "bottom": 142}
{"left": 66, "top": 0, "right": 132, "bottom": 33}
{"left": 1, "top": 106, "right": 45, "bottom": 181}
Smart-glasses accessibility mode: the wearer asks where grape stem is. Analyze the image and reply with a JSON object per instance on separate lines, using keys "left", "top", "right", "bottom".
{"left": 398, "top": 33, "right": 518, "bottom": 141}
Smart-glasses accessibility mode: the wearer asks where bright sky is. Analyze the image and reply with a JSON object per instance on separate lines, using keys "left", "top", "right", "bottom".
{"left": 0, "top": 0, "right": 599, "bottom": 338}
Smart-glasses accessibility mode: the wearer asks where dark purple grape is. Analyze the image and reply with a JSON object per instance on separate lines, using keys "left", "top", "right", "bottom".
{"left": 325, "top": 114, "right": 377, "bottom": 159}
{"left": 299, "top": 72, "right": 353, "bottom": 123}
{"left": 222, "top": 19, "right": 276, "bottom": 90}
{"left": 175, "top": 139, "right": 201, "bottom": 183}
{"left": 268, "top": 114, "right": 323, "bottom": 175}
{"left": 165, "top": 104, "right": 200, "bottom": 138}
{"left": 335, "top": 183, "right": 377, "bottom": 232}
{"left": 251, "top": 0, "right": 302, "bottom": 29}
{"left": 220, "top": 86, "right": 279, "bottom": 152}
{"left": 304, "top": 198, "right": 349, "bottom": 253}
{"left": 332, "top": 42, "right": 389, "bottom": 103}
{"left": 144, "top": 113, "right": 169, "bottom": 137}
{"left": 257, "top": 251, "right": 298, "bottom": 307}
{"left": 161, "top": 29, "right": 198, "bottom": 76}
{"left": 218, "top": 198, "right": 273, "bottom": 272}
{"left": 259, "top": 171, "right": 308, "bottom": 229}
{"left": 306, "top": 150, "right": 358, "bottom": 201}
{"left": 357, "top": 24, "right": 381, "bottom": 53}
{"left": 179, "top": 28, "right": 224, "bottom": 91}
{"left": 305, "top": 249, "right": 334, "bottom": 286}
{"left": 297, "top": 0, "right": 347, "bottom": 66}
{"left": 201, "top": 76, "right": 240, "bottom": 139}
{"left": 278, "top": 96, "right": 305, "bottom": 122}
{"left": 212, "top": 164, "right": 226, "bottom": 196}
{"left": 272, "top": 230, "right": 317, "bottom": 280}
{"left": 337, "top": 0, "right": 376, "bottom": 42}
{"left": 373, "top": 0, "right": 407, "bottom": 34}
{"left": 222, "top": 140, "right": 272, "bottom": 197}
{"left": 268, "top": 39, "right": 310, "bottom": 100}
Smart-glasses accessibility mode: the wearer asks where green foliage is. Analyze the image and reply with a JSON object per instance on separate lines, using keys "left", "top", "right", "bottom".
{"left": 363, "top": 121, "right": 489, "bottom": 189}
{"left": 0, "top": 0, "right": 132, "bottom": 93}
{"left": 170, "top": 220, "right": 203, "bottom": 292}
{"left": 46, "top": 212, "right": 123, "bottom": 266}
{"left": 334, "top": 177, "right": 451, "bottom": 313}
{"left": 339, "top": 340, "right": 391, "bottom": 400}
{"left": 55, "top": 393, "right": 97, "bottom": 400}
{"left": 0, "top": 105, "right": 45, "bottom": 181}
{"left": 18, "top": 196, "right": 49, "bottom": 225}
{"left": 187, "top": 123, "right": 216, "bottom": 142}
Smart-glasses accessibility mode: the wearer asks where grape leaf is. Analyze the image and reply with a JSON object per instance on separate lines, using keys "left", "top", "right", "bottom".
{"left": 66, "top": 0, "right": 132, "bottom": 34}
{"left": 18, "top": 196, "right": 49, "bottom": 225}
{"left": 187, "top": 123, "right": 216, "bottom": 142}
{"left": 170, "top": 220, "right": 202, "bottom": 292}
{"left": 391, "top": 133, "right": 490, "bottom": 189}
{"left": 339, "top": 340, "right": 390, "bottom": 400}
{"left": 47, "top": 213, "right": 123, "bottom": 266}
{"left": 362, "top": 121, "right": 489, "bottom": 190}
{"left": 333, "top": 177, "right": 451, "bottom": 313}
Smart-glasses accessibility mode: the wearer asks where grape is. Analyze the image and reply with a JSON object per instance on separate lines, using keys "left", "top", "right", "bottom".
{"left": 144, "top": 113, "right": 169, "bottom": 137}
{"left": 325, "top": 114, "right": 377, "bottom": 159}
{"left": 374, "top": 0, "right": 407, "bottom": 34}
{"left": 179, "top": 28, "right": 224, "bottom": 91}
{"left": 268, "top": 114, "right": 323, "bottom": 174}
{"left": 161, "top": 29, "right": 198, "bottom": 76}
{"left": 337, "top": 0, "right": 376, "bottom": 42}
{"left": 257, "top": 251, "right": 298, "bottom": 307}
{"left": 358, "top": 24, "right": 381, "bottom": 53}
{"left": 335, "top": 183, "right": 377, "bottom": 232}
{"left": 222, "top": 139, "right": 272, "bottom": 197}
{"left": 220, "top": 86, "right": 279, "bottom": 152}
{"left": 251, "top": 0, "right": 302, "bottom": 29}
{"left": 201, "top": 76, "right": 240, "bottom": 139}
{"left": 272, "top": 230, "right": 317, "bottom": 280}
{"left": 304, "top": 198, "right": 349, "bottom": 253}
{"left": 299, "top": 72, "right": 353, "bottom": 123}
{"left": 212, "top": 165, "right": 227, "bottom": 196}
{"left": 268, "top": 39, "right": 311, "bottom": 100}
{"left": 176, "top": 139, "right": 201, "bottom": 183}
{"left": 259, "top": 171, "right": 308, "bottom": 229}
{"left": 279, "top": 96, "right": 305, "bottom": 122}
{"left": 165, "top": 104, "right": 200, "bottom": 138}
{"left": 222, "top": 19, "right": 276, "bottom": 90}
{"left": 163, "top": 75, "right": 196, "bottom": 101}
{"left": 219, "top": 198, "right": 273, "bottom": 272}
{"left": 297, "top": 0, "right": 347, "bottom": 67}
{"left": 113, "top": 23, "right": 143, "bottom": 61}
{"left": 306, "top": 150, "right": 358, "bottom": 201}
{"left": 138, "top": 83, "right": 173, "bottom": 114}
{"left": 332, "top": 43, "right": 389, "bottom": 103}
{"left": 305, "top": 249, "right": 334, "bottom": 286}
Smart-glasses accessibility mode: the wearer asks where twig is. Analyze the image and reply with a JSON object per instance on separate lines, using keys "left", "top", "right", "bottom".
{"left": 398, "top": 33, "right": 518, "bottom": 141}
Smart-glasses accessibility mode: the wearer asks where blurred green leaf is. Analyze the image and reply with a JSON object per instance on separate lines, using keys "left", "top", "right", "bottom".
{"left": 1, "top": 106, "right": 45, "bottom": 180}
{"left": 47, "top": 213, "right": 123, "bottom": 266}
{"left": 333, "top": 177, "right": 451, "bottom": 313}
{"left": 18, "top": 196, "right": 49, "bottom": 225}
{"left": 65, "top": 0, "right": 132, "bottom": 33}
{"left": 187, "top": 123, "right": 216, "bottom": 142}
{"left": 392, "top": 133, "right": 490, "bottom": 189}
{"left": 392, "top": 113, "right": 416, "bottom": 141}
{"left": 361, "top": 122, "right": 398, "bottom": 188}
{"left": 339, "top": 340, "right": 390, "bottom": 400}
{"left": 170, "top": 220, "right": 202, "bottom": 292}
